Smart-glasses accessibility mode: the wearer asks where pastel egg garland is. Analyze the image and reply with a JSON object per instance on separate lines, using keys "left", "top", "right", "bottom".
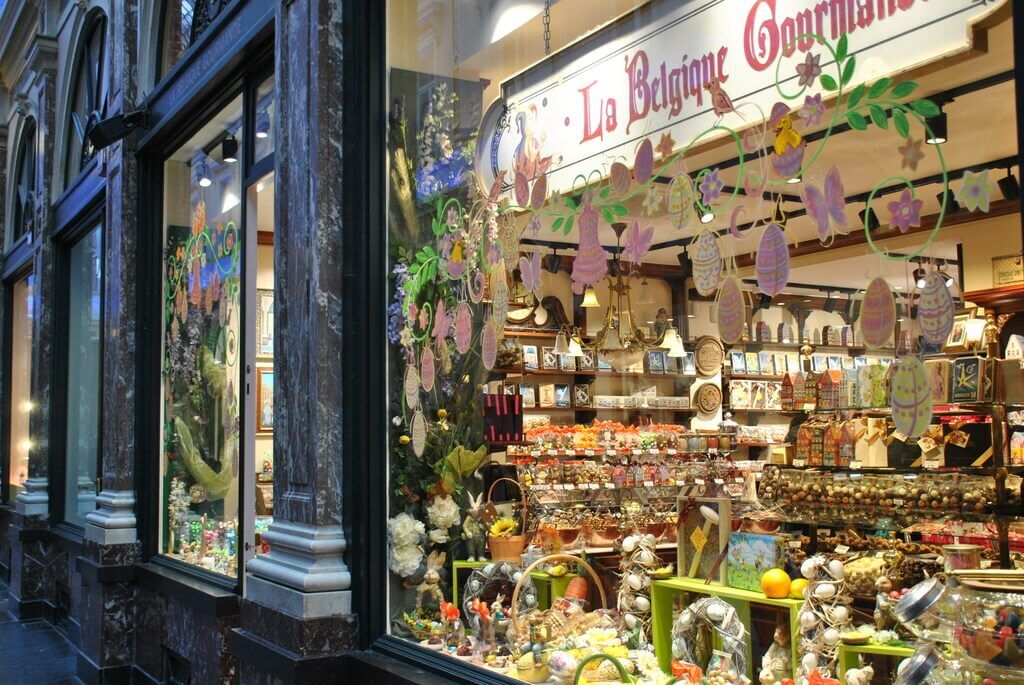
{"left": 717, "top": 276, "right": 746, "bottom": 344}
{"left": 858, "top": 277, "right": 896, "bottom": 350}
{"left": 693, "top": 230, "right": 723, "bottom": 296}
{"left": 918, "top": 272, "right": 954, "bottom": 345}
{"left": 890, "top": 356, "right": 933, "bottom": 439}
{"left": 755, "top": 223, "right": 790, "bottom": 297}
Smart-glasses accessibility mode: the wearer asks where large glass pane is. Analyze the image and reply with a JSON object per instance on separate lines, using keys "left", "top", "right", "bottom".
{"left": 253, "top": 75, "right": 275, "bottom": 163}
{"left": 160, "top": 95, "right": 243, "bottom": 578}
{"left": 64, "top": 226, "right": 103, "bottom": 526}
{"left": 8, "top": 274, "right": 33, "bottom": 502}
{"left": 65, "top": 15, "right": 106, "bottom": 186}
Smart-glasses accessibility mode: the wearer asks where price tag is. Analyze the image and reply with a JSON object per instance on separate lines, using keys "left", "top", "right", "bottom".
{"left": 632, "top": 449, "right": 643, "bottom": 455}
{"left": 606, "top": 449, "right": 617, "bottom": 456}
{"left": 553, "top": 483, "right": 564, "bottom": 490}
{"left": 695, "top": 478, "right": 705, "bottom": 485}
{"left": 675, "top": 479, "right": 686, "bottom": 486}
{"left": 735, "top": 477, "right": 745, "bottom": 484}
{"left": 793, "top": 459, "right": 807, "bottom": 467}
{"left": 604, "top": 482, "right": 615, "bottom": 489}
{"left": 789, "top": 540, "right": 804, "bottom": 549}
{"left": 531, "top": 484, "right": 546, "bottom": 491}
{"left": 530, "top": 450, "right": 541, "bottom": 457}
{"left": 894, "top": 499, "right": 904, "bottom": 506}
{"left": 584, "top": 449, "right": 595, "bottom": 456}
{"left": 923, "top": 459, "right": 941, "bottom": 469}
{"left": 849, "top": 461, "right": 863, "bottom": 469}
{"left": 667, "top": 449, "right": 677, "bottom": 455}
{"left": 835, "top": 544, "right": 850, "bottom": 554}
{"left": 714, "top": 478, "right": 725, "bottom": 485}
{"left": 564, "top": 483, "right": 575, "bottom": 490}
{"left": 875, "top": 551, "right": 886, "bottom": 558}
{"left": 588, "top": 483, "right": 599, "bottom": 490}
{"left": 644, "top": 480, "right": 655, "bottom": 488}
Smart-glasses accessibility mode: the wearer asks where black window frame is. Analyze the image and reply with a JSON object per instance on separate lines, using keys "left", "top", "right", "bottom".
{"left": 0, "top": 257, "right": 35, "bottom": 508}
{"left": 136, "top": 49, "right": 274, "bottom": 593}
{"left": 63, "top": 10, "right": 108, "bottom": 189}
{"left": 50, "top": 198, "right": 106, "bottom": 534}
{"left": 11, "top": 117, "right": 37, "bottom": 247}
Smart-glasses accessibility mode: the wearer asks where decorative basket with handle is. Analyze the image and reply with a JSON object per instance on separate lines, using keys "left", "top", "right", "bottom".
{"left": 486, "top": 477, "right": 528, "bottom": 562}
{"left": 509, "top": 553, "right": 609, "bottom": 644}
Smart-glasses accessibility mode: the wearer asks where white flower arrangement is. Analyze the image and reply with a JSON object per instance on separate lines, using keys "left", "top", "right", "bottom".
{"left": 426, "top": 494, "right": 460, "bottom": 530}
{"left": 388, "top": 512, "right": 425, "bottom": 547}
{"left": 388, "top": 542, "right": 424, "bottom": 578}
{"left": 428, "top": 528, "right": 450, "bottom": 545}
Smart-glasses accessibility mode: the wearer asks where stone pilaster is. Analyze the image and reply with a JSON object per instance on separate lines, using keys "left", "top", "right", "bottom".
{"left": 76, "top": 2, "right": 141, "bottom": 682}
{"left": 232, "top": 0, "right": 357, "bottom": 681}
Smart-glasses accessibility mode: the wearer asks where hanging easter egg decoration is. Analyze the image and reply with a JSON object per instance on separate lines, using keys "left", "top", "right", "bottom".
{"left": 693, "top": 230, "right": 723, "bottom": 296}
{"left": 918, "top": 272, "right": 955, "bottom": 345}
{"left": 468, "top": 269, "right": 485, "bottom": 303}
{"left": 667, "top": 174, "right": 695, "bottom": 230}
{"left": 717, "top": 276, "right": 746, "bottom": 343}
{"left": 482, "top": 318, "right": 498, "bottom": 370}
{"left": 755, "top": 223, "right": 790, "bottom": 296}
{"left": 634, "top": 138, "right": 654, "bottom": 184}
{"left": 411, "top": 409, "right": 428, "bottom": 457}
{"left": 454, "top": 300, "right": 473, "bottom": 354}
{"left": 514, "top": 171, "right": 529, "bottom": 207}
{"left": 492, "top": 274, "right": 509, "bottom": 324}
{"left": 529, "top": 173, "right": 547, "bottom": 209}
{"left": 404, "top": 362, "right": 421, "bottom": 409}
{"left": 420, "top": 347, "right": 436, "bottom": 392}
{"left": 610, "top": 162, "right": 632, "bottom": 196}
{"left": 890, "top": 356, "right": 933, "bottom": 439}
{"left": 858, "top": 277, "right": 896, "bottom": 350}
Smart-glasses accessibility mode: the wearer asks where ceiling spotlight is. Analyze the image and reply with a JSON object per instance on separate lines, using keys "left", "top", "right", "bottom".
{"left": 197, "top": 159, "right": 213, "bottom": 188}
{"left": 938, "top": 270, "right": 955, "bottom": 288}
{"left": 998, "top": 169, "right": 1020, "bottom": 200}
{"left": 580, "top": 285, "right": 601, "bottom": 308}
{"left": 913, "top": 266, "right": 927, "bottom": 289}
{"left": 786, "top": 176, "right": 801, "bottom": 184}
{"left": 842, "top": 297, "right": 854, "bottom": 319}
{"left": 925, "top": 110, "right": 947, "bottom": 145}
{"left": 823, "top": 291, "right": 836, "bottom": 313}
{"left": 859, "top": 206, "right": 880, "bottom": 232}
{"left": 757, "top": 293, "right": 772, "bottom": 311}
{"left": 256, "top": 110, "right": 271, "bottom": 139}
{"left": 700, "top": 209, "right": 714, "bottom": 224}
{"left": 221, "top": 134, "right": 238, "bottom": 163}
{"left": 936, "top": 190, "right": 957, "bottom": 215}
{"left": 544, "top": 252, "right": 563, "bottom": 274}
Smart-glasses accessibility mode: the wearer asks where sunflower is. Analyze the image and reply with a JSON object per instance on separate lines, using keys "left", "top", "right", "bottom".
{"left": 489, "top": 518, "right": 517, "bottom": 537}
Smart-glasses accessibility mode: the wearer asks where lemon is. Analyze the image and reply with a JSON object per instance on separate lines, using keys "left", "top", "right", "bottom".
{"left": 789, "top": 578, "right": 808, "bottom": 599}
{"left": 761, "top": 568, "right": 792, "bottom": 598}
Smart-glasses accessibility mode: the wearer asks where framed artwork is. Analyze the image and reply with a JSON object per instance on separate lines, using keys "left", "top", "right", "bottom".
{"left": 519, "top": 383, "right": 536, "bottom": 407}
{"left": 577, "top": 348, "right": 595, "bottom": 370}
{"left": 558, "top": 353, "right": 576, "bottom": 371}
{"left": 681, "top": 352, "right": 697, "bottom": 375}
{"left": 541, "top": 346, "right": 559, "bottom": 369}
{"left": 554, "top": 383, "right": 571, "bottom": 407}
{"left": 257, "top": 289, "right": 275, "bottom": 357}
{"left": 944, "top": 315, "right": 970, "bottom": 353}
{"left": 647, "top": 350, "right": 666, "bottom": 374}
{"left": 256, "top": 367, "right": 275, "bottom": 434}
{"left": 522, "top": 344, "right": 539, "bottom": 370}
{"left": 730, "top": 351, "right": 746, "bottom": 374}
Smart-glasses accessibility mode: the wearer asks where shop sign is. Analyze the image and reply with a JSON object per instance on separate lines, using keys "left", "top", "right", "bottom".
{"left": 992, "top": 253, "right": 1024, "bottom": 286}
{"left": 477, "top": 0, "right": 1006, "bottom": 196}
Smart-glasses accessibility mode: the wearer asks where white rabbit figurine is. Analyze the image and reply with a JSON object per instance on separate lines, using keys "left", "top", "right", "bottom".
{"left": 461, "top": 491, "right": 486, "bottom": 561}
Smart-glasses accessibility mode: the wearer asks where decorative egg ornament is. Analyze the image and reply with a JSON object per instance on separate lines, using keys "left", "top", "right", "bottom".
{"left": 890, "top": 356, "right": 933, "bottom": 439}
{"left": 634, "top": 138, "right": 654, "bottom": 184}
{"left": 755, "top": 223, "right": 790, "bottom": 296}
{"left": 610, "top": 162, "right": 631, "bottom": 196}
{"left": 411, "top": 410, "right": 427, "bottom": 457}
{"left": 482, "top": 318, "right": 498, "bottom": 370}
{"left": 514, "top": 171, "right": 529, "bottom": 206}
{"left": 454, "top": 301, "right": 473, "bottom": 354}
{"left": 667, "top": 174, "right": 695, "bottom": 229}
{"left": 717, "top": 276, "right": 746, "bottom": 343}
{"left": 529, "top": 173, "right": 547, "bottom": 209}
{"left": 492, "top": 276, "right": 509, "bottom": 324}
{"left": 693, "top": 230, "right": 722, "bottom": 296}
{"left": 420, "top": 347, "right": 436, "bottom": 392}
{"left": 404, "top": 362, "right": 421, "bottom": 409}
{"left": 918, "top": 272, "right": 955, "bottom": 345}
{"left": 858, "top": 277, "right": 896, "bottom": 350}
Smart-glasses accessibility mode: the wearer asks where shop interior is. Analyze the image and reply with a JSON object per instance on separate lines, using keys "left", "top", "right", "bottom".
{"left": 386, "top": 1, "right": 1024, "bottom": 683}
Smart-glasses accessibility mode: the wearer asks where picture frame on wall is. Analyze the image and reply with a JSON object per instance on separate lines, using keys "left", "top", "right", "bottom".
{"left": 257, "top": 289, "right": 275, "bottom": 357}
{"left": 730, "top": 351, "right": 746, "bottom": 374}
{"left": 647, "top": 350, "right": 666, "bottom": 374}
{"left": 944, "top": 314, "right": 971, "bottom": 353}
{"left": 256, "top": 367, "right": 275, "bottom": 434}
{"left": 541, "top": 346, "right": 559, "bottom": 369}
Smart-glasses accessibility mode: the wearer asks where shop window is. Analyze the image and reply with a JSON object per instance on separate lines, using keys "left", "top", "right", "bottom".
{"left": 6, "top": 274, "right": 34, "bottom": 502}
{"left": 62, "top": 225, "right": 103, "bottom": 526}
{"left": 252, "top": 76, "right": 275, "bottom": 164}
{"left": 156, "top": 0, "right": 196, "bottom": 81}
{"left": 64, "top": 12, "right": 107, "bottom": 187}
{"left": 160, "top": 95, "right": 243, "bottom": 578}
{"left": 11, "top": 118, "right": 37, "bottom": 245}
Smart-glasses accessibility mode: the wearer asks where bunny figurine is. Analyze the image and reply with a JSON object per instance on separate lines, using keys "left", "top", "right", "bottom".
{"left": 462, "top": 491, "right": 486, "bottom": 561}
{"left": 416, "top": 550, "right": 446, "bottom": 610}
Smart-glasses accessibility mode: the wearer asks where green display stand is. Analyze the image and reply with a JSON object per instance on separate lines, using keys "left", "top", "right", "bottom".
{"left": 837, "top": 642, "right": 915, "bottom": 679}
{"left": 651, "top": 576, "right": 803, "bottom": 679}
{"left": 451, "top": 560, "right": 487, "bottom": 609}
{"left": 450, "top": 559, "right": 576, "bottom": 612}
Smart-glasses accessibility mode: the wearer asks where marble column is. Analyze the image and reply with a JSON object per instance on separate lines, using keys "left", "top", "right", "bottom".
{"left": 233, "top": 0, "right": 357, "bottom": 680}
{"left": 9, "top": 36, "right": 58, "bottom": 617}
{"left": 77, "top": 1, "right": 141, "bottom": 679}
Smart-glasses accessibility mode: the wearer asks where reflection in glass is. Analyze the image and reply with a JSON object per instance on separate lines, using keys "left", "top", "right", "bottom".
{"left": 160, "top": 96, "right": 243, "bottom": 577}
{"left": 64, "top": 227, "right": 103, "bottom": 525}
{"left": 8, "top": 275, "right": 34, "bottom": 501}
{"left": 254, "top": 76, "right": 275, "bottom": 162}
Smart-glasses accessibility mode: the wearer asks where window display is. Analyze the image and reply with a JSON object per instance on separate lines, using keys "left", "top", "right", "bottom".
{"left": 385, "top": 1, "right": 1021, "bottom": 682}
{"left": 160, "top": 95, "right": 243, "bottom": 577}
{"left": 63, "top": 225, "right": 103, "bottom": 525}
{"left": 7, "top": 274, "right": 33, "bottom": 501}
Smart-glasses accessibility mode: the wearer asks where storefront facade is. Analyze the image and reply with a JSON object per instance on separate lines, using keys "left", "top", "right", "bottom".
{"left": 0, "top": 1, "right": 1023, "bottom": 684}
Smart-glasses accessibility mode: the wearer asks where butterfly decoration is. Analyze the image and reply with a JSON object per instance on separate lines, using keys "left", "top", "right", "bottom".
{"left": 519, "top": 251, "right": 542, "bottom": 295}
{"left": 801, "top": 164, "right": 849, "bottom": 244}
{"left": 622, "top": 218, "right": 654, "bottom": 266}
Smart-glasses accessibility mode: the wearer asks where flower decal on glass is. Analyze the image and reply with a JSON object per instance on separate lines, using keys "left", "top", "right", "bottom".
{"left": 796, "top": 52, "right": 821, "bottom": 88}
{"left": 656, "top": 132, "right": 676, "bottom": 161}
{"left": 955, "top": 169, "right": 997, "bottom": 213}
{"left": 887, "top": 189, "right": 923, "bottom": 234}
{"left": 799, "top": 94, "right": 824, "bottom": 127}
{"left": 699, "top": 168, "right": 724, "bottom": 206}
{"left": 898, "top": 136, "right": 925, "bottom": 172}
{"left": 642, "top": 186, "right": 663, "bottom": 216}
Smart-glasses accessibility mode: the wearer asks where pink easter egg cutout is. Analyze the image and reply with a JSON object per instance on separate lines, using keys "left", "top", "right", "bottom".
{"left": 693, "top": 230, "right": 722, "bottom": 296}
{"left": 530, "top": 173, "right": 547, "bottom": 209}
{"left": 514, "top": 171, "right": 529, "bottom": 206}
{"left": 859, "top": 277, "right": 896, "bottom": 350}
{"left": 454, "top": 301, "right": 473, "bottom": 354}
{"left": 890, "top": 356, "right": 933, "bottom": 438}
{"left": 610, "top": 162, "right": 631, "bottom": 196}
{"left": 918, "top": 273, "right": 954, "bottom": 345}
{"left": 468, "top": 269, "right": 485, "bottom": 303}
{"left": 420, "top": 347, "right": 436, "bottom": 392}
{"left": 411, "top": 410, "right": 427, "bottom": 457}
{"left": 482, "top": 318, "right": 498, "bottom": 370}
{"left": 755, "top": 223, "right": 790, "bottom": 296}
{"left": 634, "top": 138, "right": 654, "bottom": 184}
{"left": 717, "top": 276, "right": 746, "bottom": 343}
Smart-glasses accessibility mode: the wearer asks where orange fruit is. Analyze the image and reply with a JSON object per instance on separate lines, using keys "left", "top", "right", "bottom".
{"left": 761, "top": 568, "right": 792, "bottom": 598}
{"left": 789, "top": 578, "right": 808, "bottom": 599}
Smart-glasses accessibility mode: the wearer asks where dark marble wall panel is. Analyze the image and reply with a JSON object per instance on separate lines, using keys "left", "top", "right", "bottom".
{"left": 164, "top": 596, "right": 238, "bottom": 685}
{"left": 133, "top": 586, "right": 167, "bottom": 681}
{"left": 241, "top": 599, "right": 357, "bottom": 657}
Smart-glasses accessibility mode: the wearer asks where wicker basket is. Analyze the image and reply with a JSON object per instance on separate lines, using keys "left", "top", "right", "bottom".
{"left": 509, "top": 553, "right": 610, "bottom": 643}
{"left": 486, "top": 477, "right": 528, "bottom": 562}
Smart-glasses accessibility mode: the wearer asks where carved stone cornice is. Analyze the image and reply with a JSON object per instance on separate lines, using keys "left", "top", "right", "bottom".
{"left": 0, "top": 0, "right": 42, "bottom": 89}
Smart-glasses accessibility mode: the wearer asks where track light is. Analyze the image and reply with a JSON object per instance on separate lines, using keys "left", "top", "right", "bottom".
{"left": 197, "top": 159, "right": 213, "bottom": 188}
{"left": 256, "top": 110, "right": 271, "bottom": 139}
{"left": 842, "top": 297, "right": 854, "bottom": 320}
{"left": 786, "top": 176, "right": 801, "bottom": 185}
{"left": 544, "top": 252, "right": 563, "bottom": 274}
{"left": 998, "top": 169, "right": 1020, "bottom": 200}
{"left": 938, "top": 270, "right": 954, "bottom": 288}
{"left": 936, "top": 190, "right": 957, "bottom": 215}
{"left": 914, "top": 266, "right": 927, "bottom": 289}
{"left": 823, "top": 291, "right": 836, "bottom": 313}
{"left": 221, "top": 134, "right": 238, "bottom": 163}
{"left": 859, "top": 206, "right": 880, "bottom": 232}
{"left": 757, "top": 293, "right": 772, "bottom": 311}
{"left": 700, "top": 209, "right": 714, "bottom": 224}
{"left": 925, "top": 111, "right": 947, "bottom": 145}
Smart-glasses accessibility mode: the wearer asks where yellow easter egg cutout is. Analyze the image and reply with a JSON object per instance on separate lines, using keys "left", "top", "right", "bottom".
{"left": 693, "top": 230, "right": 722, "bottom": 296}
{"left": 890, "top": 356, "right": 933, "bottom": 439}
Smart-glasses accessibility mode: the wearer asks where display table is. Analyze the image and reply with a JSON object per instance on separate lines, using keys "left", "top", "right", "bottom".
{"left": 651, "top": 576, "right": 802, "bottom": 679}
{"left": 837, "top": 642, "right": 915, "bottom": 678}
{"left": 451, "top": 559, "right": 576, "bottom": 611}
